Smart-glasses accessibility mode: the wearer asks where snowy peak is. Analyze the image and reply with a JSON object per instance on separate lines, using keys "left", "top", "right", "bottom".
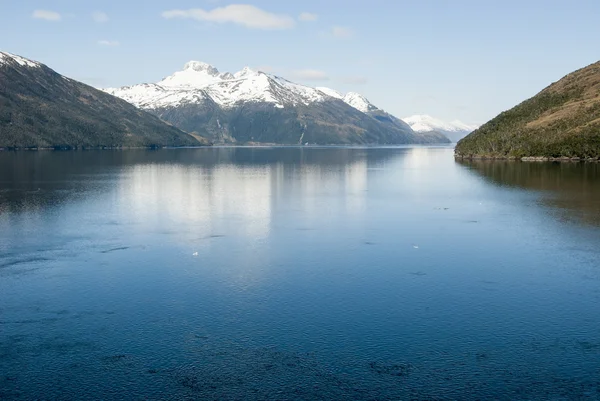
{"left": 157, "top": 62, "right": 265, "bottom": 89}
{"left": 0, "top": 51, "right": 42, "bottom": 68}
{"left": 403, "top": 114, "right": 478, "bottom": 133}
{"left": 183, "top": 61, "right": 220, "bottom": 76}
{"left": 234, "top": 66, "right": 261, "bottom": 79}
{"left": 159, "top": 61, "right": 224, "bottom": 88}
{"left": 316, "top": 87, "right": 379, "bottom": 113}
{"left": 105, "top": 62, "right": 386, "bottom": 115}
{"left": 343, "top": 92, "right": 378, "bottom": 113}
{"left": 106, "top": 64, "right": 325, "bottom": 109}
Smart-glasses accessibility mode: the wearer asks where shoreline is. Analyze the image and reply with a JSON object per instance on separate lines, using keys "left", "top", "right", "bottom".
{"left": 0, "top": 143, "right": 454, "bottom": 151}
{"left": 0, "top": 145, "right": 211, "bottom": 151}
{"left": 455, "top": 154, "right": 600, "bottom": 163}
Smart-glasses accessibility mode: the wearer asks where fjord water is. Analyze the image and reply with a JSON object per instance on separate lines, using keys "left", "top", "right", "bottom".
{"left": 1, "top": 147, "right": 599, "bottom": 400}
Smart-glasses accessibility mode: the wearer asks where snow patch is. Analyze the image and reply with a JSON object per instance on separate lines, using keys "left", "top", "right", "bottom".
{"left": 316, "top": 87, "right": 344, "bottom": 99}
{"left": 0, "top": 52, "right": 41, "bottom": 68}
{"left": 343, "top": 92, "right": 378, "bottom": 113}
{"left": 317, "top": 87, "right": 380, "bottom": 113}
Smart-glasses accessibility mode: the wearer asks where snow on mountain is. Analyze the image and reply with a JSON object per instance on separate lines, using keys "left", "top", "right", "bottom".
{"left": 103, "top": 61, "right": 452, "bottom": 145}
{"left": 316, "top": 87, "right": 379, "bottom": 112}
{"left": 0, "top": 51, "right": 41, "bottom": 68}
{"left": 342, "top": 92, "right": 378, "bottom": 113}
{"left": 316, "top": 87, "right": 344, "bottom": 99}
{"left": 158, "top": 61, "right": 223, "bottom": 88}
{"left": 105, "top": 61, "right": 332, "bottom": 109}
{"left": 104, "top": 62, "right": 383, "bottom": 114}
{"left": 403, "top": 115, "right": 478, "bottom": 133}
{"left": 403, "top": 115, "right": 479, "bottom": 143}
{"left": 234, "top": 66, "right": 259, "bottom": 79}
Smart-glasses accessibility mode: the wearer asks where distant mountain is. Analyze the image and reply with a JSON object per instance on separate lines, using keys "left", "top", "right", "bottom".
{"left": 0, "top": 52, "right": 204, "bottom": 149}
{"left": 403, "top": 115, "right": 478, "bottom": 143}
{"left": 105, "top": 62, "right": 450, "bottom": 145}
{"left": 456, "top": 60, "right": 600, "bottom": 159}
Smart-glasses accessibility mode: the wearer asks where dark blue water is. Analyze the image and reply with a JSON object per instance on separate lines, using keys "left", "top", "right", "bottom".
{"left": 1, "top": 147, "right": 599, "bottom": 400}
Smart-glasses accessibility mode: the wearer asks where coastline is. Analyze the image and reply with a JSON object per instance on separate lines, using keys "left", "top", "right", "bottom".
{"left": 0, "top": 145, "right": 212, "bottom": 151}
{"left": 0, "top": 143, "right": 454, "bottom": 151}
{"left": 455, "top": 154, "right": 600, "bottom": 163}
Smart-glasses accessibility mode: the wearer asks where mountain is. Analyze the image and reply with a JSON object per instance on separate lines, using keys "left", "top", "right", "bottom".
{"left": 0, "top": 52, "right": 204, "bottom": 149}
{"left": 456, "top": 60, "right": 600, "bottom": 160}
{"left": 403, "top": 115, "right": 478, "bottom": 143}
{"left": 105, "top": 62, "right": 450, "bottom": 145}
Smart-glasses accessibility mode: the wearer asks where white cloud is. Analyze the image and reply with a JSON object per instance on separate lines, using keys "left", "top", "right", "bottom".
{"left": 92, "top": 11, "right": 109, "bottom": 23}
{"left": 32, "top": 10, "right": 61, "bottom": 21}
{"left": 162, "top": 5, "right": 295, "bottom": 30}
{"left": 341, "top": 76, "right": 368, "bottom": 85}
{"left": 98, "top": 40, "right": 120, "bottom": 47}
{"left": 291, "top": 69, "right": 330, "bottom": 81}
{"left": 298, "top": 12, "right": 318, "bottom": 22}
{"left": 331, "top": 26, "right": 354, "bottom": 39}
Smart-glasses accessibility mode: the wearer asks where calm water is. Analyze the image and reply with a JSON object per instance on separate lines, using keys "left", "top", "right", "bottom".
{"left": 1, "top": 147, "right": 599, "bottom": 400}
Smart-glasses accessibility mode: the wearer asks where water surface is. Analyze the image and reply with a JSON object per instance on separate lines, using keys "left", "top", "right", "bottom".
{"left": 1, "top": 147, "right": 599, "bottom": 400}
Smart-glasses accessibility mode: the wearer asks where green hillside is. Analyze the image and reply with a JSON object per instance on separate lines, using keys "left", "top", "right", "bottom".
{"left": 456, "top": 60, "right": 600, "bottom": 159}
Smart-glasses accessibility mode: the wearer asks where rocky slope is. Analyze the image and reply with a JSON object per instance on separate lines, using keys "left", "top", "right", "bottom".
{"left": 105, "top": 62, "right": 450, "bottom": 145}
{"left": 404, "top": 115, "right": 478, "bottom": 143}
{"left": 456, "top": 60, "right": 600, "bottom": 159}
{"left": 0, "top": 52, "right": 203, "bottom": 149}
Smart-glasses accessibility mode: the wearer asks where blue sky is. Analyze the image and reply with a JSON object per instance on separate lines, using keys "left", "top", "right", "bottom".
{"left": 1, "top": 0, "right": 599, "bottom": 124}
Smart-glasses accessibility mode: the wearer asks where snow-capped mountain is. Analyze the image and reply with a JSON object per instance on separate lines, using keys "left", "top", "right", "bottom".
{"left": 403, "top": 115, "right": 478, "bottom": 143}
{"left": 106, "top": 62, "right": 377, "bottom": 112}
{"left": 105, "top": 62, "right": 449, "bottom": 145}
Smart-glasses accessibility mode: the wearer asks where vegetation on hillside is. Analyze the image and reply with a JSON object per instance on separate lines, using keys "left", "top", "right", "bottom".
{"left": 456, "top": 61, "right": 600, "bottom": 159}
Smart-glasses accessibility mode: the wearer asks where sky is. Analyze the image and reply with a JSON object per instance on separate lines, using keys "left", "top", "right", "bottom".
{"left": 1, "top": 0, "right": 600, "bottom": 124}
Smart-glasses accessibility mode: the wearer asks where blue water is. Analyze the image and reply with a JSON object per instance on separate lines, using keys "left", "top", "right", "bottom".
{"left": 1, "top": 147, "right": 599, "bottom": 400}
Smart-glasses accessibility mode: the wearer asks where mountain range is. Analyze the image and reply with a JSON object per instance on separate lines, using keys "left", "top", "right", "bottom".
{"left": 403, "top": 115, "right": 478, "bottom": 143}
{"left": 0, "top": 52, "right": 203, "bottom": 149}
{"left": 104, "top": 62, "right": 450, "bottom": 145}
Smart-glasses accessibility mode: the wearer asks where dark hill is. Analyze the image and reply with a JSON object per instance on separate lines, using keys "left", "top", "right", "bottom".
{"left": 0, "top": 52, "right": 204, "bottom": 149}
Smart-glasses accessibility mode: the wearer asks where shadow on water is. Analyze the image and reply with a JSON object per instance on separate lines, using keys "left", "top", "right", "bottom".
{"left": 456, "top": 159, "right": 600, "bottom": 227}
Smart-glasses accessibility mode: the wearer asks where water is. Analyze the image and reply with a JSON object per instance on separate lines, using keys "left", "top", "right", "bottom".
{"left": 1, "top": 147, "right": 599, "bottom": 400}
